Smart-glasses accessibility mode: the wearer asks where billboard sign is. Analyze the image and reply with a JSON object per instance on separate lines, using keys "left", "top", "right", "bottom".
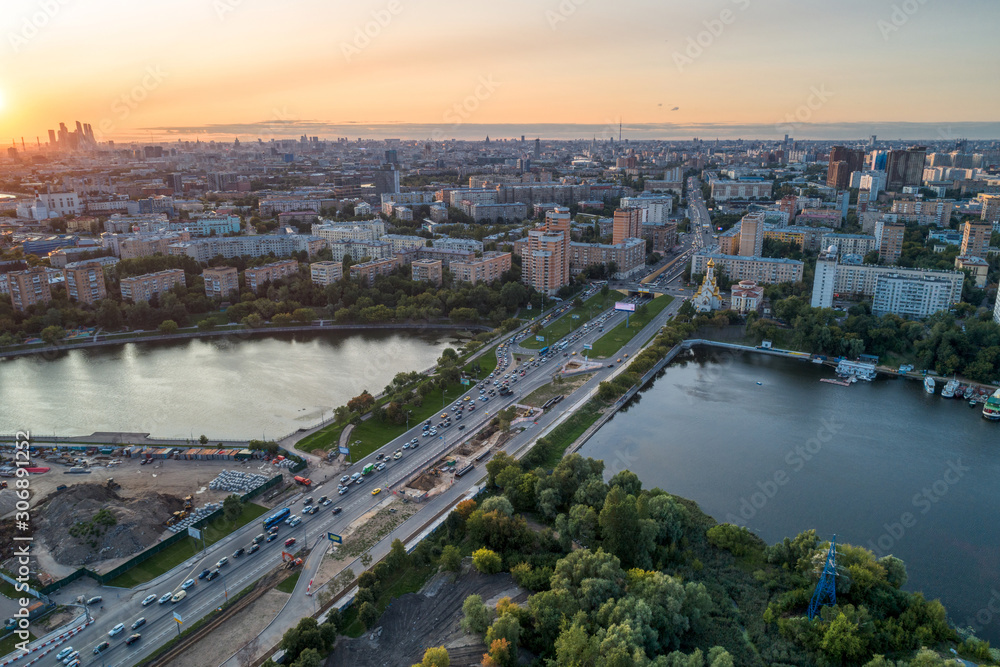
{"left": 638, "top": 287, "right": 650, "bottom": 294}
{"left": 187, "top": 527, "right": 201, "bottom": 540}
{"left": 535, "top": 335, "right": 545, "bottom": 342}
{"left": 173, "top": 612, "right": 183, "bottom": 624}
{"left": 583, "top": 343, "right": 593, "bottom": 350}
{"left": 339, "top": 445, "right": 350, "bottom": 456}
{"left": 614, "top": 302, "right": 636, "bottom": 312}
{"left": 328, "top": 532, "right": 343, "bottom": 544}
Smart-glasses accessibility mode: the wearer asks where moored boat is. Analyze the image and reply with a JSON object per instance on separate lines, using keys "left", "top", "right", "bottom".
{"left": 941, "top": 379, "right": 959, "bottom": 398}
{"left": 924, "top": 377, "right": 936, "bottom": 394}
{"left": 983, "top": 389, "right": 1000, "bottom": 420}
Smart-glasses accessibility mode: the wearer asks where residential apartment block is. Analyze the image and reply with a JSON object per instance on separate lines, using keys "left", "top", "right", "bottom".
{"left": 872, "top": 274, "right": 959, "bottom": 319}
{"left": 691, "top": 253, "right": 804, "bottom": 285}
{"left": 64, "top": 261, "right": 107, "bottom": 304}
{"left": 520, "top": 208, "right": 571, "bottom": 296}
{"left": 120, "top": 269, "right": 186, "bottom": 302}
{"left": 9, "top": 268, "right": 53, "bottom": 311}
{"left": 411, "top": 259, "right": 443, "bottom": 286}
{"left": 245, "top": 260, "right": 299, "bottom": 293}
{"left": 820, "top": 233, "right": 878, "bottom": 257}
{"left": 202, "top": 266, "right": 239, "bottom": 299}
{"left": 450, "top": 252, "right": 512, "bottom": 285}
{"left": 309, "top": 261, "right": 344, "bottom": 286}
{"left": 350, "top": 257, "right": 398, "bottom": 286}
{"left": 960, "top": 221, "right": 991, "bottom": 258}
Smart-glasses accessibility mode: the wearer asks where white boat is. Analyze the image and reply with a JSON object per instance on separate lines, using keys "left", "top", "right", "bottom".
{"left": 924, "top": 377, "right": 936, "bottom": 394}
{"left": 941, "top": 378, "right": 959, "bottom": 399}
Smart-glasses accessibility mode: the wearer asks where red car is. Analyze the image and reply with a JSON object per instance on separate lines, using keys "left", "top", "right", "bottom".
{"left": 284, "top": 538, "right": 296, "bottom": 548}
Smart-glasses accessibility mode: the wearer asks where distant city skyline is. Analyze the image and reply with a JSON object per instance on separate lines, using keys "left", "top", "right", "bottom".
{"left": 2, "top": 0, "right": 999, "bottom": 143}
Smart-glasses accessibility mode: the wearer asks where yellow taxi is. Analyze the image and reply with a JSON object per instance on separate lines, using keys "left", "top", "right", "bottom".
{"left": 371, "top": 488, "right": 381, "bottom": 496}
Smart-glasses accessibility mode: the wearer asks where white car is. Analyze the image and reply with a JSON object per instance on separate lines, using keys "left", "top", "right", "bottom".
{"left": 180, "top": 578, "right": 195, "bottom": 590}
{"left": 216, "top": 556, "right": 228, "bottom": 568}
{"left": 108, "top": 623, "right": 125, "bottom": 637}
{"left": 56, "top": 647, "right": 74, "bottom": 661}
{"left": 141, "top": 594, "right": 156, "bottom": 606}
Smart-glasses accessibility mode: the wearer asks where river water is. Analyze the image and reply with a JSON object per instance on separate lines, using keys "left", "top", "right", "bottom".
{"left": 0, "top": 331, "right": 455, "bottom": 440}
{"left": 580, "top": 348, "right": 1000, "bottom": 642}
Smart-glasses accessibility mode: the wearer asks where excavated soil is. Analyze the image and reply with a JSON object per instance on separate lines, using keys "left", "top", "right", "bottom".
{"left": 34, "top": 483, "right": 183, "bottom": 566}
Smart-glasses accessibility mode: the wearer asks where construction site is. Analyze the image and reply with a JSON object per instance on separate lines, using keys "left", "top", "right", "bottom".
{"left": 0, "top": 445, "right": 291, "bottom": 579}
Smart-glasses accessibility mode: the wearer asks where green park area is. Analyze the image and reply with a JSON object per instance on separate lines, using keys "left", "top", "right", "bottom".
{"left": 589, "top": 295, "right": 674, "bottom": 358}
{"left": 106, "top": 503, "right": 268, "bottom": 589}
{"left": 519, "top": 291, "right": 621, "bottom": 350}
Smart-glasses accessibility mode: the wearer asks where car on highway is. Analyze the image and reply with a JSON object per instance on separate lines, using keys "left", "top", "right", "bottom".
{"left": 131, "top": 617, "right": 146, "bottom": 630}
{"left": 60, "top": 651, "right": 79, "bottom": 665}
{"left": 171, "top": 590, "right": 187, "bottom": 603}
{"left": 266, "top": 533, "right": 279, "bottom": 543}
{"left": 206, "top": 569, "right": 220, "bottom": 581}
{"left": 141, "top": 594, "right": 156, "bottom": 606}
{"left": 248, "top": 543, "right": 260, "bottom": 554}
{"left": 393, "top": 451, "right": 402, "bottom": 460}
{"left": 338, "top": 487, "right": 348, "bottom": 495}
{"left": 340, "top": 475, "right": 350, "bottom": 484}
{"left": 233, "top": 547, "right": 245, "bottom": 558}
{"left": 376, "top": 462, "right": 386, "bottom": 471}
{"left": 56, "top": 647, "right": 75, "bottom": 661}
{"left": 181, "top": 578, "right": 195, "bottom": 590}
{"left": 253, "top": 533, "right": 265, "bottom": 544}
{"left": 92, "top": 641, "right": 110, "bottom": 654}
{"left": 332, "top": 507, "right": 342, "bottom": 515}
{"left": 158, "top": 592, "right": 172, "bottom": 604}
{"left": 372, "top": 488, "right": 381, "bottom": 496}
{"left": 198, "top": 568, "right": 211, "bottom": 580}
{"left": 216, "top": 556, "right": 228, "bottom": 568}
{"left": 458, "top": 424, "right": 466, "bottom": 430}
{"left": 284, "top": 538, "right": 296, "bottom": 548}
{"left": 125, "top": 633, "right": 141, "bottom": 646}
{"left": 108, "top": 623, "right": 125, "bottom": 637}
{"left": 322, "top": 497, "right": 333, "bottom": 506}
{"left": 303, "top": 497, "right": 313, "bottom": 506}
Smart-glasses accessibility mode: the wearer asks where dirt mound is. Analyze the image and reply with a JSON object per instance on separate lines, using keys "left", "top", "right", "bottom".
{"left": 35, "top": 483, "right": 182, "bottom": 566}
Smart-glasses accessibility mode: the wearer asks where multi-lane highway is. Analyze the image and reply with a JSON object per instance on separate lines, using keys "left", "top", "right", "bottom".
{"left": 13, "top": 270, "right": 691, "bottom": 667}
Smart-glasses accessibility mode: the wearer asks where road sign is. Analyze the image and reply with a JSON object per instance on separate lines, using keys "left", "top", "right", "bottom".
{"left": 339, "top": 445, "right": 350, "bottom": 455}
{"left": 173, "top": 611, "right": 183, "bottom": 624}
{"left": 328, "top": 532, "right": 342, "bottom": 544}
{"left": 187, "top": 527, "right": 201, "bottom": 540}
{"left": 583, "top": 343, "right": 593, "bottom": 350}
{"left": 535, "top": 335, "right": 545, "bottom": 342}
{"left": 638, "top": 287, "right": 650, "bottom": 294}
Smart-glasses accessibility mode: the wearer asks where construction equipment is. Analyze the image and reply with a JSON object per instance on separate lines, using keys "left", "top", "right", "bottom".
{"left": 280, "top": 551, "right": 303, "bottom": 569}
{"left": 183, "top": 495, "right": 193, "bottom": 510}
{"left": 106, "top": 477, "right": 120, "bottom": 491}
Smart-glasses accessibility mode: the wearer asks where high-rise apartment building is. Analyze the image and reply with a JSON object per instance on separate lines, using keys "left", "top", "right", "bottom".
{"left": 980, "top": 194, "right": 1000, "bottom": 223}
{"left": 9, "top": 268, "right": 53, "bottom": 311}
{"left": 960, "top": 221, "right": 992, "bottom": 258}
{"left": 885, "top": 146, "right": 927, "bottom": 191}
{"left": 410, "top": 259, "right": 443, "bottom": 286}
{"left": 877, "top": 222, "right": 906, "bottom": 264}
{"left": 612, "top": 207, "right": 643, "bottom": 245}
{"left": 522, "top": 207, "right": 571, "bottom": 295}
{"left": 64, "top": 261, "right": 107, "bottom": 304}
{"left": 826, "top": 146, "right": 866, "bottom": 189}
{"left": 737, "top": 213, "right": 765, "bottom": 257}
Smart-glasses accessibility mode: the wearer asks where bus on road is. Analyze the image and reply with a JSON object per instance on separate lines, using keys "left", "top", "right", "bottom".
{"left": 263, "top": 507, "right": 290, "bottom": 530}
{"left": 539, "top": 346, "right": 549, "bottom": 356}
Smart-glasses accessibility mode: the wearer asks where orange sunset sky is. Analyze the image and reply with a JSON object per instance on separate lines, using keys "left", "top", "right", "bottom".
{"left": 0, "top": 0, "right": 998, "bottom": 141}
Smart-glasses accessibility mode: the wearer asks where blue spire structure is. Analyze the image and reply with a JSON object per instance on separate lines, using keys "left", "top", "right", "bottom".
{"left": 808, "top": 535, "right": 838, "bottom": 620}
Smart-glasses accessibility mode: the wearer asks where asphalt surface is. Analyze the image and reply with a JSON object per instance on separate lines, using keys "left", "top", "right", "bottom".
{"left": 10, "top": 222, "right": 700, "bottom": 667}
